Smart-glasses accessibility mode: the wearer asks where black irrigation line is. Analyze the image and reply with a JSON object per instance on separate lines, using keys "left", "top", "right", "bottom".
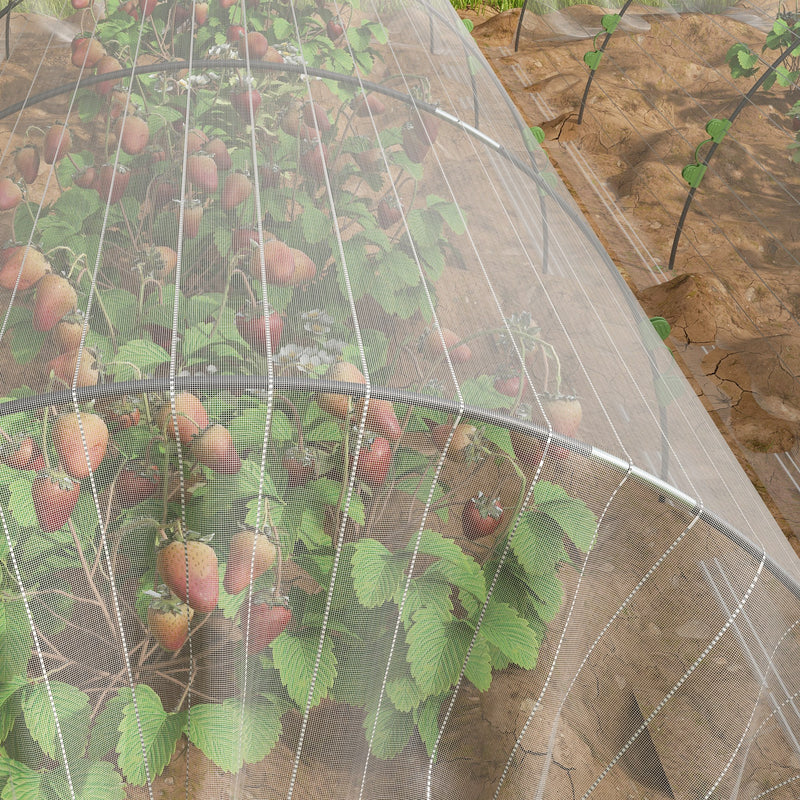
{"left": 668, "top": 44, "right": 798, "bottom": 270}
{"left": 0, "top": 372, "right": 797, "bottom": 601}
{"left": 0, "top": 0, "right": 24, "bottom": 62}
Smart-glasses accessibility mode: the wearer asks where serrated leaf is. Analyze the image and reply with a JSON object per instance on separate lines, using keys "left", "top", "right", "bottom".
{"left": 460, "top": 376, "right": 515, "bottom": 409}
{"left": 188, "top": 699, "right": 280, "bottom": 773}
{"left": 414, "top": 695, "right": 444, "bottom": 758}
{"left": 0, "top": 677, "right": 26, "bottom": 741}
{"left": 480, "top": 423, "right": 515, "bottom": 457}
{"left": 108, "top": 339, "right": 170, "bottom": 380}
{"left": 407, "top": 610, "right": 473, "bottom": 696}
{"left": 365, "top": 706, "right": 414, "bottom": 760}
{"left": 273, "top": 634, "right": 337, "bottom": 709}
{"left": 117, "top": 685, "right": 184, "bottom": 784}
{"left": 22, "top": 681, "right": 90, "bottom": 762}
{"left": 463, "top": 632, "right": 492, "bottom": 692}
{"left": 386, "top": 675, "right": 423, "bottom": 712}
{"left": 0, "top": 599, "right": 33, "bottom": 682}
{"left": 478, "top": 601, "right": 540, "bottom": 669}
{"left": 511, "top": 510, "right": 568, "bottom": 577}
{"left": 529, "top": 569, "right": 564, "bottom": 622}
{"left": 398, "top": 571, "right": 453, "bottom": 626}
{"left": 535, "top": 480, "right": 597, "bottom": 551}
{"left": 649, "top": 316, "right": 671, "bottom": 340}
{"left": 351, "top": 539, "right": 407, "bottom": 608}
{"left": 0, "top": 755, "right": 40, "bottom": 800}
{"left": 737, "top": 48, "right": 758, "bottom": 70}
{"left": 87, "top": 688, "right": 132, "bottom": 761}
{"left": 42, "top": 758, "right": 124, "bottom": 800}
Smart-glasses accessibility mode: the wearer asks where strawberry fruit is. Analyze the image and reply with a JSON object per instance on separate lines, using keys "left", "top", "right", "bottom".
{"left": 116, "top": 461, "right": 161, "bottom": 508}
{"left": 351, "top": 436, "right": 391, "bottom": 487}
{"left": 147, "top": 593, "right": 194, "bottom": 652}
{"left": 241, "top": 599, "right": 291, "bottom": 654}
{"left": 51, "top": 411, "right": 108, "bottom": 479}
{"left": 156, "top": 392, "right": 209, "bottom": 445}
{"left": 223, "top": 529, "right": 276, "bottom": 595}
{"left": 157, "top": 531, "right": 219, "bottom": 614}
{"left": 32, "top": 471, "right": 80, "bottom": 532}
{"left": 462, "top": 493, "right": 504, "bottom": 540}
{"left": 33, "top": 274, "right": 77, "bottom": 332}
{"left": 14, "top": 145, "right": 40, "bottom": 183}
{"left": 0, "top": 246, "right": 49, "bottom": 291}
{"left": 235, "top": 305, "right": 283, "bottom": 354}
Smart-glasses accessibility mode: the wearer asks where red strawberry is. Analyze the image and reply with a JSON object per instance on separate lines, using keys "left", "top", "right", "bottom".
{"left": 230, "top": 87, "right": 262, "bottom": 120}
{"left": 227, "top": 24, "right": 245, "bottom": 43}
{"left": 0, "top": 435, "right": 36, "bottom": 469}
{"left": 462, "top": 493, "right": 504, "bottom": 540}
{"left": 258, "top": 163, "right": 282, "bottom": 188}
{"left": 326, "top": 18, "right": 343, "bottom": 39}
{"left": 190, "top": 424, "right": 241, "bottom": 474}
{"left": 49, "top": 348, "right": 101, "bottom": 388}
{"left": 299, "top": 138, "right": 328, "bottom": 182}
{"left": 0, "top": 179, "right": 22, "bottom": 211}
{"left": 101, "top": 397, "right": 141, "bottom": 432}
{"left": 194, "top": 2, "right": 208, "bottom": 24}
{"left": 116, "top": 461, "right": 161, "bottom": 508}
{"left": 139, "top": 0, "right": 157, "bottom": 17}
{"left": 231, "top": 228, "right": 259, "bottom": 253}
{"left": 94, "top": 55, "right": 123, "bottom": 96}
{"left": 121, "top": 0, "right": 139, "bottom": 20}
{"left": 317, "top": 361, "right": 365, "bottom": 419}
{"left": 73, "top": 167, "right": 97, "bottom": 190}
{"left": 51, "top": 411, "right": 108, "bottom": 479}
{"left": 71, "top": 36, "right": 105, "bottom": 69}
{"left": 494, "top": 376, "right": 523, "bottom": 397}
{"left": 221, "top": 171, "right": 252, "bottom": 211}
{"left": 185, "top": 128, "right": 209, "bottom": 154}
{"left": 252, "top": 238, "right": 294, "bottom": 285}
{"left": 187, "top": 153, "right": 218, "bottom": 193}
{"left": 354, "top": 397, "right": 402, "bottom": 442}
{"left": 243, "top": 31, "right": 268, "bottom": 59}
{"left": 282, "top": 446, "right": 315, "bottom": 488}
{"left": 119, "top": 116, "right": 150, "bottom": 155}
{"left": 32, "top": 471, "right": 80, "bottom": 532}
{"left": 241, "top": 599, "right": 291, "bottom": 653}
{"left": 147, "top": 593, "right": 193, "bottom": 652}
{"left": 205, "top": 137, "right": 231, "bottom": 170}
{"left": 0, "top": 246, "right": 49, "bottom": 291}
{"left": 156, "top": 392, "right": 209, "bottom": 445}
{"left": 96, "top": 163, "right": 130, "bottom": 204}
{"left": 71, "top": 0, "right": 92, "bottom": 10}
{"left": 157, "top": 534, "right": 219, "bottom": 613}
{"left": 43, "top": 124, "right": 71, "bottom": 165}
{"left": 302, "top": 102, "right": 331, "bottom": 135}
{"left": 33, "top": 274, "right": 77, "bottom": 332}
{"left": 376, "top": 198, "right": 401, "bottom": 229}
{"left": 235, "top": 305, "right": 283, "bottom": 354}
{"left": 223, "top": 529, "right": 276, "bottom": 595}
{"left": 352, "top": 144, "right": 380, "bottom": 173}
{"left": 353, "top": 92, "right": 386, "bottom": 117}
{"left": 424, "top": 328, "right": 471, "bottom": 364}
{"left": 402, "top": 123, "right": 429, "bottom": 163}
{"left": 350, "top": 436, "right": 391, "bottom": 487}
{"left": 14, "top": 146, "right": 39, "bottom": 183}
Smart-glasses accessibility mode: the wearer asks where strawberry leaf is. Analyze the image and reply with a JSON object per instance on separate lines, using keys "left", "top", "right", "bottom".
{"left": 464, "top": 632, "right": 492, "bottom": 692}
{"left": 86, "top": 688, "right": 132, "bottom": 761}
{"left": 0, "top": 676, "right": 26, "bottom": 741}
{"left": 476, "top": 600, "right": 541, "bottom": 670}
{"left": 0, "top": 754, "right": 40, "bottom": 800}
{"left": 406, "top": 610, "right": 473, "bottom": 696}
{"left": 534, "top": 481, "right": 597, "bottom": 552}
{"left": 414, "top": 695, "right": 446, "bottom": 758}
{"left": 273, "top": 634, "right": 337, "bottom": 709}
{"left": 386, "top": 675, "right": 423, "bottom": 713}
{"left": 117, "top": 685, "right": 184, "bottom": 785}
{"left": 188, "top": 699, "right": 281, "bottom": 773}
{"left": 351, "top": 539, "right": 408, "bottom": 608}
{"left": 41, "top": 758, "right": 124, "bottom": 800}
{"left": 22, "top": 681, "right": 90, "bottom": 762}
{"left": 363, "top": 706, "right": 414, "bottom": 760}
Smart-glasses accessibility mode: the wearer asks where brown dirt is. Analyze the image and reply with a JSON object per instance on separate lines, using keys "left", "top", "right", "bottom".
{"left": 465, "top": 3, "right": 800, "bottom": 547}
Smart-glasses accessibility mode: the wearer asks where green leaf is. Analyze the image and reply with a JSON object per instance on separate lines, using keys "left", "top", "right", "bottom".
{"left": 583, "top": 50, "right": 603, "bottom": 70}
{"left": 397, "top": 570, "right": 453, "bottom": 626}
{"left": 406, "top": 610, "right": 473, "bottom": 696}
{"left": 0, "top": 754, "right": 40, "bottom": 800}
{"left": 601, "top": 13, "right": 619, "bottom": 33}
{"left": 480, "top": 423, "right": 515, "bottom": 458}
{"left": 511, "top": 510, "right": 569, "bottom": 577}
{"left": 22, "top": 681, "right": 90, "bottom": 762}
{"left": 351, "top": 539, "right": 408, "bottom": 608}
{"left": 0, "top": 677, "right": 26, "bottom": 741}
{"left": 478, "top": 601, "right": 541, "bottom": 669}
{"left": 87, "top": 688, "right": 132, "bottom": 761}
{"left": 649, "top": 316, "right": 671, "bottom": 340}
{"left": 463, "top": 632, "right": 492, "bottom": 692}
{"left": 117, "top": 685, "right": 184, "bottom": 784}
{"left": 529, "top": 126, "right": 545, "bottom": 145}
{"left": 0, "top": 599, "right": 33, "bottom": 682}
{"left": 108, "top": 339, "right": 170, "bottom": 380}
{"left": 273, "top": 634, "right": 337, "bottom": 709}
{"left": 535, "top": 481, "right": 597, "bottom": 552}
{"left": 460, "top": 376, "right": 515, "bottom": 409}
{"left": 737, "top": 48, "right": 759, "bottom": 70}
{"left": 271, "top": 17, "right": 292, "bottom": 39}
{"left": 41, "top": 758, "right": 124, "bottom": 800}
{"left": 188, "top": 699, "right": 281, "bottom": 773}
{"left": 529, "top": 569, "right": 564, "bottom": 622}
{"left": 681, "top": 162, "right": 707, "bottom": 188}
{"left": 414, "top": 695, "right": 444, "bottom": 758}
{"left": 365, "top": 706, "right": 414, "bottom": 760}
{"left": 386, "top": 674, "right": 423, "bottom": 713}
{"left": 462, "top": 18, "right": 474, "bottom": 32}
{"left": 704, "top": 118, "right": 731, "bottom": 143}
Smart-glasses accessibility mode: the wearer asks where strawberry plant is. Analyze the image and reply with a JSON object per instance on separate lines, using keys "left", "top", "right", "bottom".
{"left": 0, "top": 0, "right": 597, "bottom": 791}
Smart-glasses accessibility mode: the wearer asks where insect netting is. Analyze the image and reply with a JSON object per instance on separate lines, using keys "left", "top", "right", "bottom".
{"left": 0, "top": 0, "right": 797, "bottom": 798}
